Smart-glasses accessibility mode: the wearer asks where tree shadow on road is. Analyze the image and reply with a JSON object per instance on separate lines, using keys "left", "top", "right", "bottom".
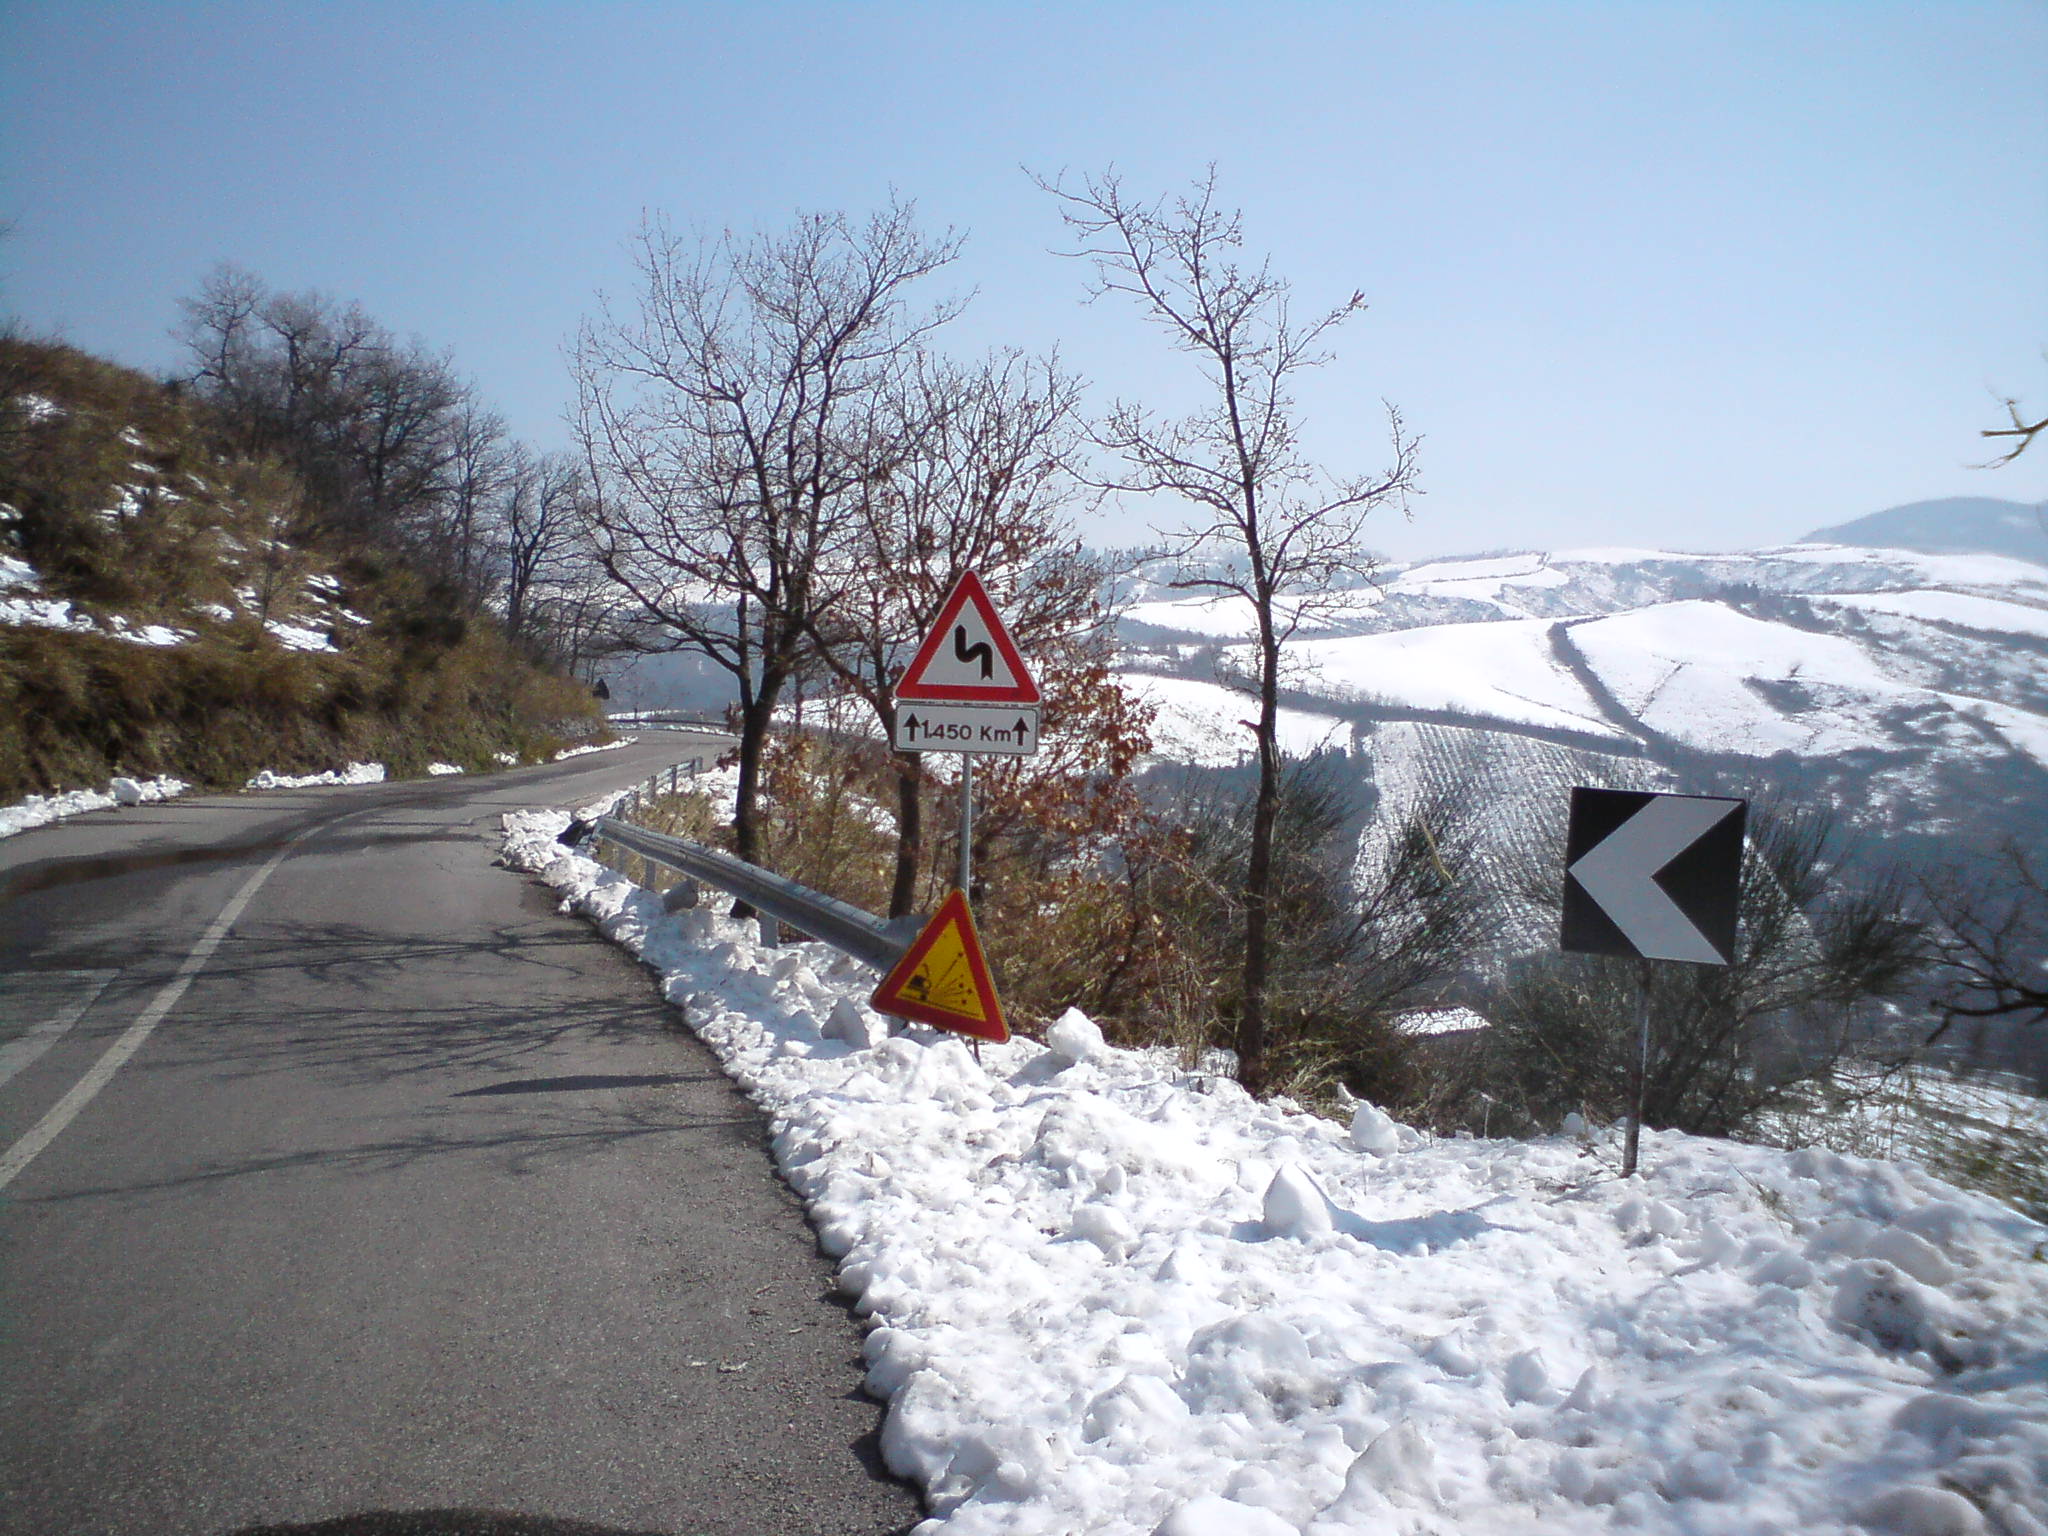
{"left": 21, "top": 1092, "right": 763, "bottom": 1204}
{"left": 143, "top": 915, "right": 696, "bottom": 1086}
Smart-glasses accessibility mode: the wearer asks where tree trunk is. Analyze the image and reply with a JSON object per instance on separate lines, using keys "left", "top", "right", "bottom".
{"left": 1238, "top": 630, "right": 1282, "bottom": 1096}
{"left": 889, "top": 744, "right": 924, "bottom": 919}
{"left": 732, "top": 688, "right": 779, "bottom": 869}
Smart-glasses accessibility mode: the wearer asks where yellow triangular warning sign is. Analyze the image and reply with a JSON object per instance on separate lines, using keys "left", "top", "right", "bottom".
{"left": 869, "top": 889, "right": 1009, "bottom": 1042}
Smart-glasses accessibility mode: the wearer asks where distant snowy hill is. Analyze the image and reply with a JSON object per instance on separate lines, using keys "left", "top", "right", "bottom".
{"left": 1117, "top": 539, "right": 2048, "bottom": 898}
{"left": 1803, "top": 497, "right": 2047, "bottom": 564}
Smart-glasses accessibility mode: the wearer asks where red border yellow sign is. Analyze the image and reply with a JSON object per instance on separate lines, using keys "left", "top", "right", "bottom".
{"left": 869, "top": 889, "right": 1009, "bottom": 1042}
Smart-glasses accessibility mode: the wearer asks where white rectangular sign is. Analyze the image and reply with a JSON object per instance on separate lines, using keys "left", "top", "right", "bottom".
{"left": 892, "top": 703, "right": 1040, "bottom": 756}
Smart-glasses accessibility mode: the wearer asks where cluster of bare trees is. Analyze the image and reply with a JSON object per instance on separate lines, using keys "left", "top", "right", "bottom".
{"left": 571, "top": 175, "right": 1422, "bottom": 1090}
{"left": 571, "top": 200, "right": 1120, "bottom": 900}
{"left": 175, "top": 265, "right": 608, "bottom": 672}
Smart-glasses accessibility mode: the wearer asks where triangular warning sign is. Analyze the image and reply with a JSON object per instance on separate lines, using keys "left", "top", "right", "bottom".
{"left": 869, "top": 888, "right": 1009, "bottom": 1042}
{"left": 895, "top": 570, "right": 1040, "bottom": 705}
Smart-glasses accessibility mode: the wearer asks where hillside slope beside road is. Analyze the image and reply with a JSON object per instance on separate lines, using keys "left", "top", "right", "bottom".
{"left": 0, "top": 737, "right": 919, "bottom": 1536}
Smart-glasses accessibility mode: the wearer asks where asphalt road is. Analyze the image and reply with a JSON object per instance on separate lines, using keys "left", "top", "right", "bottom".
{"left": 0, "top": 737, "right": 920, "bottom": 1536}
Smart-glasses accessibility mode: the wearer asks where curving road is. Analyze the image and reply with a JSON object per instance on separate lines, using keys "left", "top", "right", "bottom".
{"left": 0, "top": 737, "right": 919, "bottom": 1536}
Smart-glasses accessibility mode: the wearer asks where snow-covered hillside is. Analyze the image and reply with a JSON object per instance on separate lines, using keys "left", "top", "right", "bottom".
{"left": 1118, "top": 541, "right": 2048, "bottom": 870}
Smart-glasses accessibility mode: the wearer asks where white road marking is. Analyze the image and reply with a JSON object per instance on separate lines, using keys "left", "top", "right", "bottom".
{"left": 0, "top": 969, "right": 119, "bottom": 1091}
{"left": 0, "top": 836, "right": 306, "bottom": 1193}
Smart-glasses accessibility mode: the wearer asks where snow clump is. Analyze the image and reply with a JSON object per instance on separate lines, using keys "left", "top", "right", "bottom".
{"left": 244, "top": 762, "right": 387, "bottom": 790}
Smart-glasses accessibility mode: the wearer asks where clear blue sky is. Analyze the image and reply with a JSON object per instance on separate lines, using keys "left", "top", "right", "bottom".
{"left": 4, "top": 1, "right": 2043, "bottom": 562}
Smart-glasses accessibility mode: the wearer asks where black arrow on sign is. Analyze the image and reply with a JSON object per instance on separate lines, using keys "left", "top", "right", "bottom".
{"left": 1012, "top": 716, "right": 1030, "bottom": 740}
{"left": 954, "top": 625, "right": 995, "bottom": 679}
{"left": 901, "top": 714, "right": 922, "bottom": 740}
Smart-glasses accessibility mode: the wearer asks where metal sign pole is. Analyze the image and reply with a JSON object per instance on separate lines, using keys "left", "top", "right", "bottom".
{"left": 1623, "top": 959, "right": 1653, "bottom": 1177}
{"left": 958, "top": 754, "right": 974, "bottom": 899}
{"left": 959, "top": 754, "right": 979, "bottom": 1067}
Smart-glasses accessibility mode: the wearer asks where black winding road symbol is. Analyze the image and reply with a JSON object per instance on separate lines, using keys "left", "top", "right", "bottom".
{"left": 954, "top": 625, "right": 994, "bottom": 679}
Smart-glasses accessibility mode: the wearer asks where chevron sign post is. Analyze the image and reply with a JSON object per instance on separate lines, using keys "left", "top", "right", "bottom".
{"left": 1561, "top": 787, "right": 1748, "bottom": 1176}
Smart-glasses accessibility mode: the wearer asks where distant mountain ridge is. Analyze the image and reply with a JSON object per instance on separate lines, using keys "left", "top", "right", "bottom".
{"left": 1802, "top": 497, "right": 2047, "bottom": 565}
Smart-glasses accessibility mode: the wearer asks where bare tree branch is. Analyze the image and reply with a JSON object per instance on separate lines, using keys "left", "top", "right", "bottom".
{"left": 572, "top": 200, "right": 963, "bottom": 866}
{"left": 1038, "top": 164, "right": 1420, "bottom": 1093}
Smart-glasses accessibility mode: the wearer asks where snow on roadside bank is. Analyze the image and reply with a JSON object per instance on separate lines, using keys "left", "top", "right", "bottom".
{"left": 501, "top": 808, "right": 2048, "bottom": 1536}
{"left": 552, "top": 736, "right": 635, "bottom": 761}
{"left": 244, "top": 762, "right": 387, "bottom": 790}
{"left": 0, "top": 776, "right": 190, "bottom": 839}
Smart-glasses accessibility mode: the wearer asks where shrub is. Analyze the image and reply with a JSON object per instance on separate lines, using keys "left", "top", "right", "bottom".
{"left": 1470, "top": 790, "right": 1929, "bottom": 1138}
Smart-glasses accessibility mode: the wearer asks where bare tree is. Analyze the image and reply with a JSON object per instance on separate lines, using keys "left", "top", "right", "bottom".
{"left": 1981, "top": 391, "right": 2047, "bottom": 466}
{"left": 1042, "top": 166, "right": 1420, "bottom": 1093}
{"left": 1924, "top": 843, "right": 2048, "bottom": 1037}
{"left": 811, "top": 347, "right": 1100, "bottom": 914}
{"left": 493, "top": 446, "right": 591, "bottom": 650}
{"left": 174, "top": 264, "right": 473, "bottom": 555}
{"left": 440, "top": 401, "right": 513, "bottom": 601}
{"left": 573, "top": 203, "right": 963, "bottom": 866}
{"left": 1145, "top": 757, "right": 1489, "bottom": 1104}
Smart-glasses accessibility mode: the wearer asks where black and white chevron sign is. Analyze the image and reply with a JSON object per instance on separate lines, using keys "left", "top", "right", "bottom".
{"left": 1561, "top": 789, "right": 1747, "bottom": 966}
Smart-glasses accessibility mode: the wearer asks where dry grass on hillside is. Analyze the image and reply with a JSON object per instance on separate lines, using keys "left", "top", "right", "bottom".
{"left": 1, "top": 337, "right": 602, "bottom": 797}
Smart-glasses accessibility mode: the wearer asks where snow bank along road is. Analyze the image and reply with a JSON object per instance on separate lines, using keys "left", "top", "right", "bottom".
{"left": 0, "top": 736, "right": 919, "bottom": 1536}
{"left": 504, "top": 812, "right": 2048, "bottom": 1536}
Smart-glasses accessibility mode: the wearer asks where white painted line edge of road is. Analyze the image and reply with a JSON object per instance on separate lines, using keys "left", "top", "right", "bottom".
{"left": 0, "top": 833, "right": 307, "bottom": 1194}
{"left": 0, "top": 969, "right": 119, "bottom": 1092}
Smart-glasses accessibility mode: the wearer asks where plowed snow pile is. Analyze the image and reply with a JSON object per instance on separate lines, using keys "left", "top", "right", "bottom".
{"left": 0, "top": 775, "right": 190, "bottom": 838}
{"left": 503, "top": 809, "right": 2048, "bottom": 1536}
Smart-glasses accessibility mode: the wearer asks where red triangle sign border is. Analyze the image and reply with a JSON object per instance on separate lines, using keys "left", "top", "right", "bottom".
{"left": 894, "top": 570, "right": 1041, "bottom": 705}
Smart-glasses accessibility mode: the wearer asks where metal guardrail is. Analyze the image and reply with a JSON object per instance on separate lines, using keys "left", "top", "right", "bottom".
{"left": 614, "top": 758, "right": 707, "bottom": 813}
{"left": 581, "top": 816, "right": 921, "bottom": 974}
{"left": 609, "top": 711, "right": 731, "bottom": 734}
{"left": 565, "top": 741, "right": 909, "bottom": 974}
{"left": 567, "top": 749, "right": 919, "bottom": 973}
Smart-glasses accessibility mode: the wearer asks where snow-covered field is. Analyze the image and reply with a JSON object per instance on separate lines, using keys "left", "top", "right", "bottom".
{"left": 1123, "top": 675, "right": 1350, "bottom": 768}
{"left": 1567, "top": 600, "right": 1946, "bottom": 758}
{"left": 1248, "top": 618, "right": 1628, "bottom": 740}
{"left": 1825, "top": 590, "right": 2048, "bottom": 643}
{"left": 1117, "top": 542, "right": 2048, "bottom": 873}
{"left": 502, "top": 807, "right": 2048, "bottom": 1536}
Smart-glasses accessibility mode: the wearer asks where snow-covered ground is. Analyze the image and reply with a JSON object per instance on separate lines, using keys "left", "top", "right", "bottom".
{"left": 1116, "top": 541, "right": 2048, "bottom": 858}
{"left": 1568, "top": 600, "right": 1948, "bottom": 758}
{"left": 244, "top": 762, "right": 388, "bottom": 790}
{"left": 1245, "top": 618, "right": 1629, "bottom": 740}
{"left": 502, "top": 807, "right": 2048, "bottom": 1536}
{"left": 1825, "top": 590, "right": 2048, "bottom": 642}
{"left": 1123, "top": 676, "right": 1350, "bottom": 767}
{"left": 0, "top": 776, "right": 190, "bottom": 839}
